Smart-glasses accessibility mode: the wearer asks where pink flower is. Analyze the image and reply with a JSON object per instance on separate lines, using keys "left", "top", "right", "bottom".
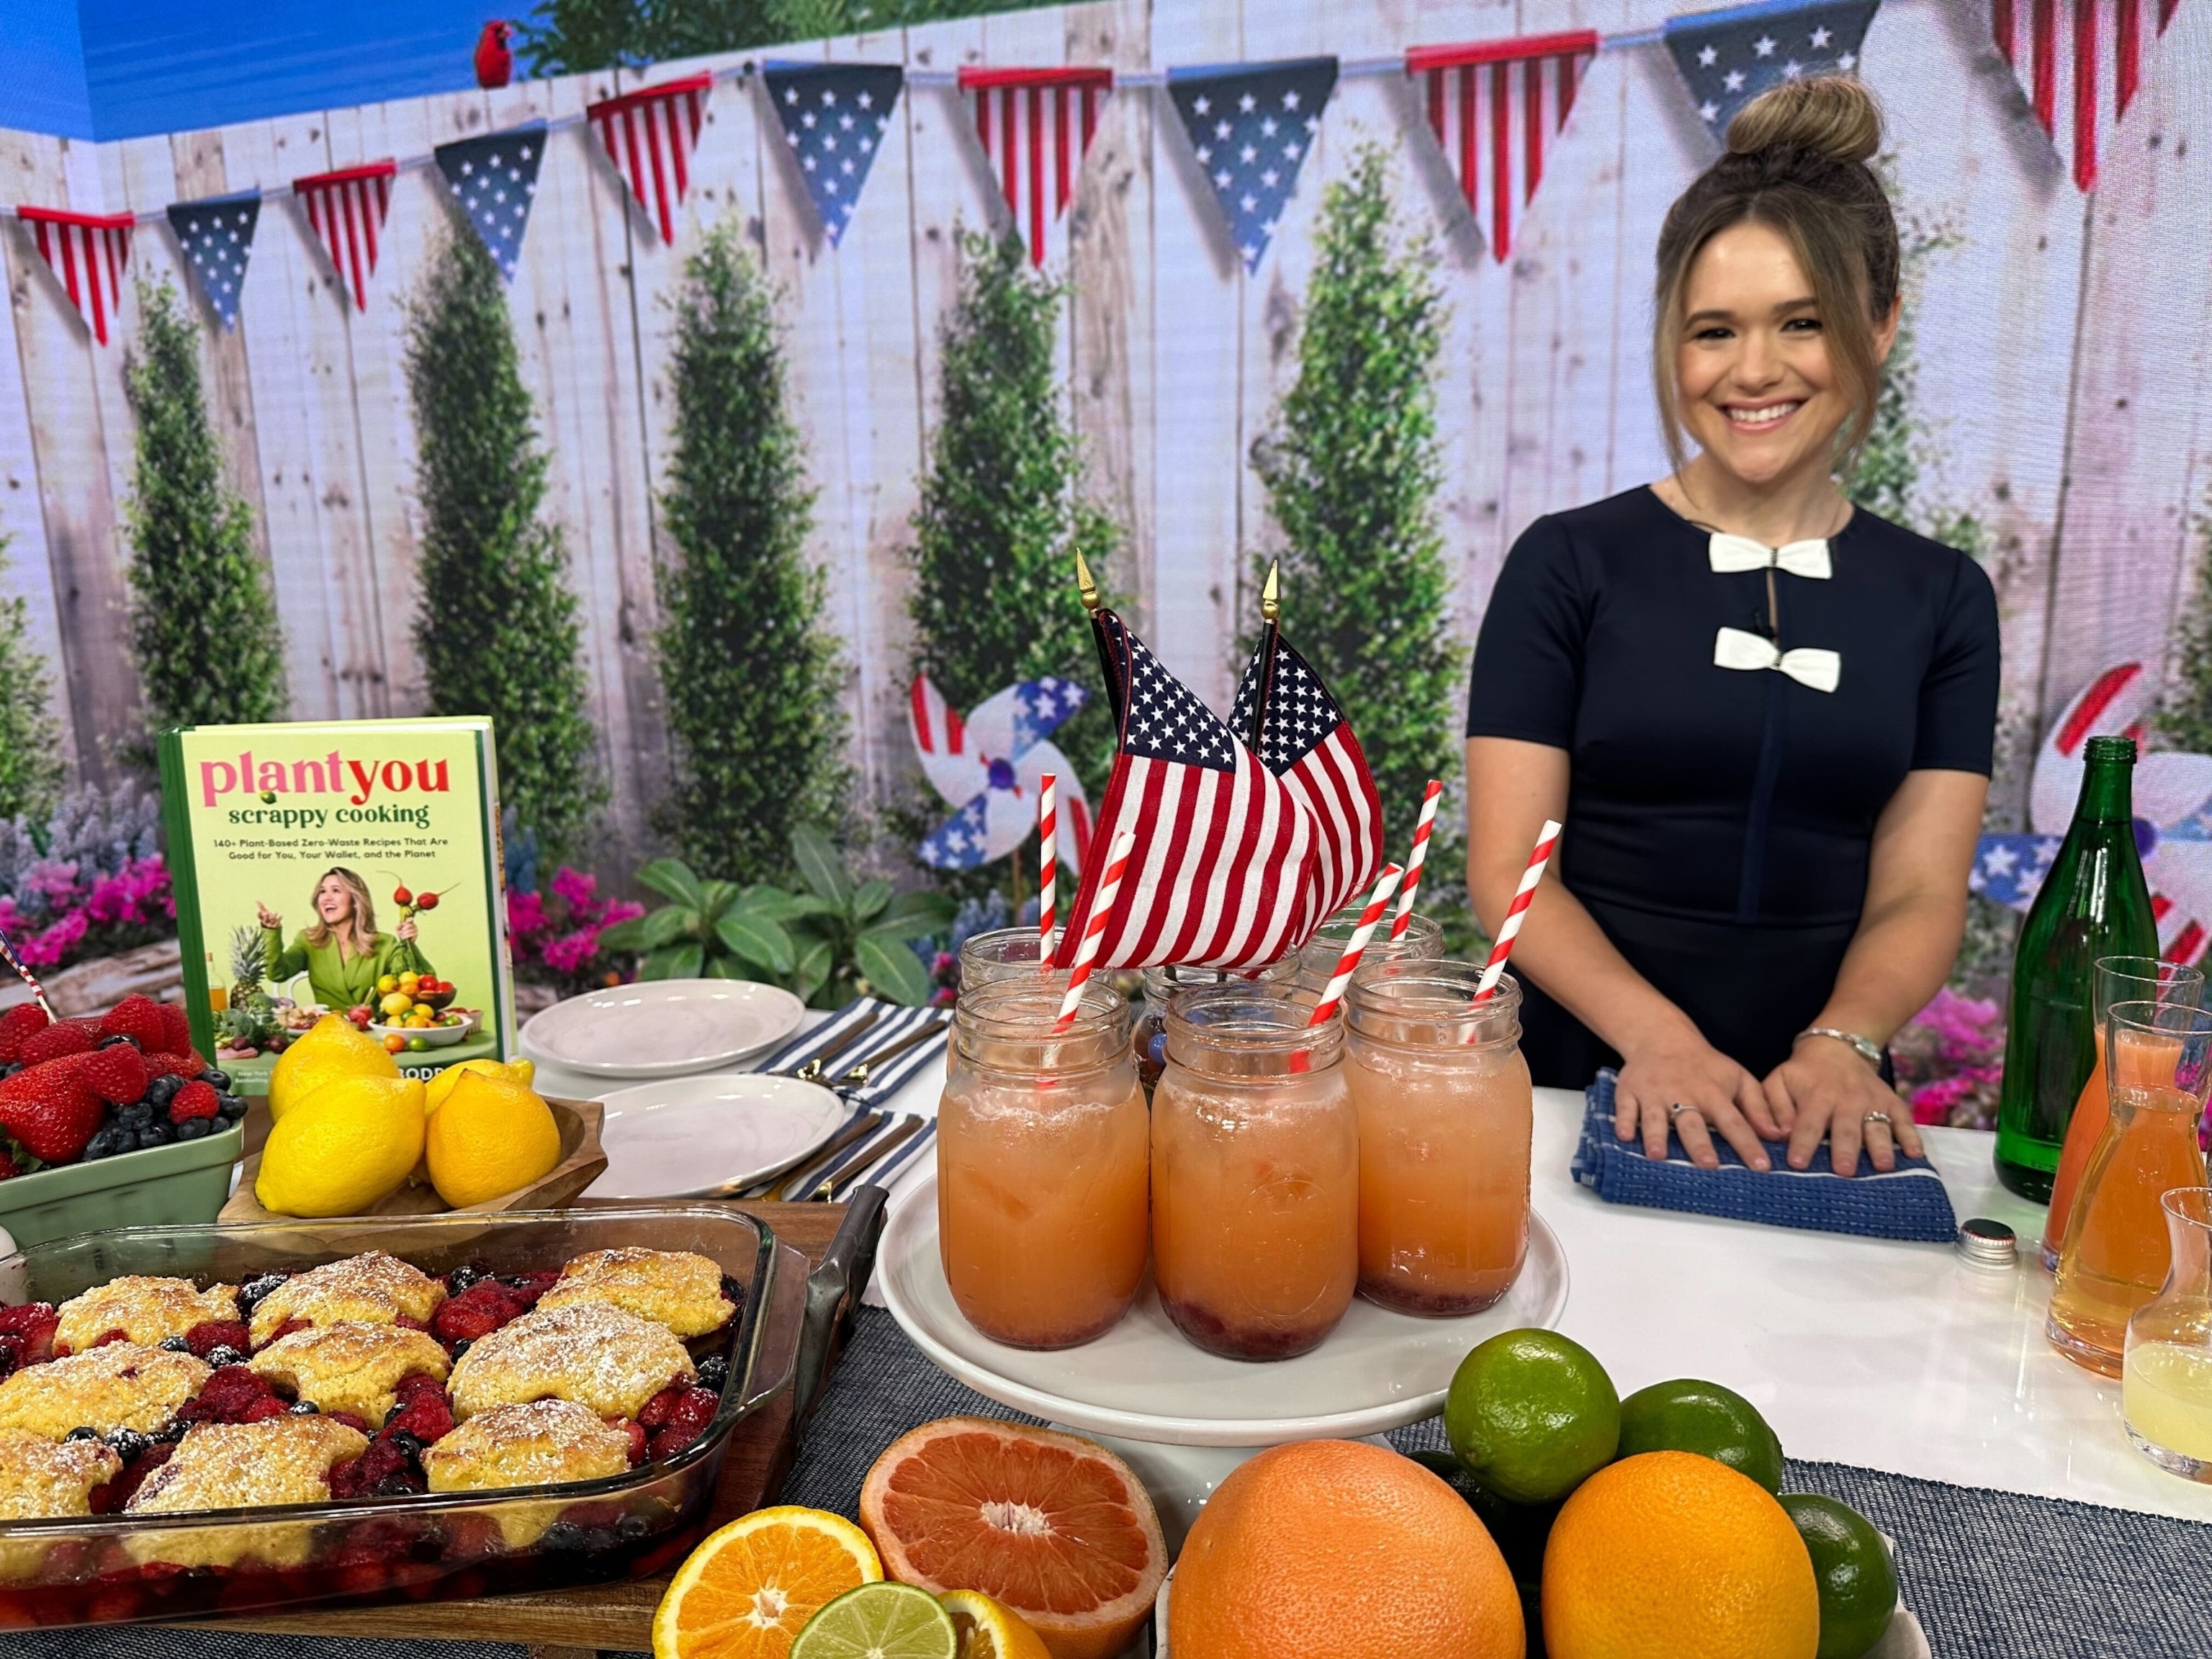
{"left": 551, "top": 866, "right": 598, "bottom": 914}
{"left": 1908, "top": 1076, "right": 1972, "bottom": 1125}
{"left": 20, "top": 909, "right": 87, "bottom": 968}
{"left": 601, "top": 899, "right": 644, "bottom": 928}
{"left": 507, "top": 889, "right": 549, "bottom": 941}
{"left": 541, "top": 929, "right": 600, "bottom": 975}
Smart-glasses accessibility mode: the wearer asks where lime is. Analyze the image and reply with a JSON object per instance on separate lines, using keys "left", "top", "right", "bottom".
{"left": 1779, "top": 1493, "right": 1898, "bottom": 1659}
{"left": 1444, "top": 1328, "right": 1619, "bottom": 1506}
{"left": 791, "top": 1581, "right": 956, "bottom": 1659}
{"left": 1618, "top": 1378, "right": 1786, "bottom": 1491}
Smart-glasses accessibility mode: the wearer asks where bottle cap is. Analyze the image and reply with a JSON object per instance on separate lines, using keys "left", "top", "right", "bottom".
{"left": 1956, "top": 1216, "right": 2017, "bottom": 1267}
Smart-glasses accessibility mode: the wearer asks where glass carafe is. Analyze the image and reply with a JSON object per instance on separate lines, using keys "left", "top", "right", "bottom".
{"left": 936, "top": 979, "right": 1148, "bottom": 1349}
{"left": 2123, "top": 1187, "right": 2212, "bottom": 1481}
{"left": 1345, "top": 962, "right": 1533, "bottom": 1316}
{"left": 2048, "top": 1002, "right": 2212, "bottom": 1375}
{"left": 1152, "top": 982, "right": 1357, "bottom": 1360}
{"left": 2043, "top": 957, "right": 2204, "bottom": 1269}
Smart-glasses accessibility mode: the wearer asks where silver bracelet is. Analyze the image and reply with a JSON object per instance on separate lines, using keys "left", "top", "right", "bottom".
{"left": 1799, "top": 1026, "right": 1883, "bottom": 1069}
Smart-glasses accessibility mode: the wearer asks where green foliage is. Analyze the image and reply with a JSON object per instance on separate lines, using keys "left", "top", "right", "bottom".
{"left": 404, "top": 231, "right": 603, "bottom": 855}
{"left": 122, "top": 280, "right": 287, "bottom": 749}
{"left": 1250, "top": 144, "right": 1461, "bottom": 881}
{"left": 0, "top": 534, "right": 63, "bottom": 821}
{"left": 657, "top": 220, "right": 849, "bottom": 887}
{"left": 514, "top": 0, "right": 1048, "bottom": 76}
{"left": 905, "top": 228, "right": 1119, "bottom": 889}
{"left": 2161, "top": 504, "right": 2212, "bottom": 759}
{"left": 598, "top": 828, "right": 952, "bottom": 1007}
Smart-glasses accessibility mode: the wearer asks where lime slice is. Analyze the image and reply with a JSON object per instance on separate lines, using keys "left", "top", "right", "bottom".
{"left": 790, "top": 1581, "right": 958, "bottom": 1659}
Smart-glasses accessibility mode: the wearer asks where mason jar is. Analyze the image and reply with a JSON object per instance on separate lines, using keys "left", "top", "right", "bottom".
{"left": 1295, "top": 905, "right": 1444, "bottom": 992}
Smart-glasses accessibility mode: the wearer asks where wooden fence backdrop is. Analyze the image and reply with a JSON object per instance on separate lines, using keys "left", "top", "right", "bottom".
{"left": 2, "top": 0, "right": 2209, "bottom": 880}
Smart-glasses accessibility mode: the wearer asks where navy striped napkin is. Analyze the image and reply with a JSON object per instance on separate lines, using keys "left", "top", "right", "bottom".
{"left": 1571, "top": 1070, "right": 1959, "bottom": 1244}
{"left": 750, "top": 999, "right": 949, "bottom": 1106}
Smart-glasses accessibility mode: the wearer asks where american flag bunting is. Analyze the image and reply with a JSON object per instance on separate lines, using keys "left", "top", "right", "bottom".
{"left": 958, "top": 66, "right": 1113, "bottom": 267}
{"left": 1407, "top": 32, "right": 1598, "bottom": 263}
{"left": 1061, "top": 609, "right": 1319, "bottom": 971}
{"left": 589, "top": 73, "right": 711, "bottom": 243}
{"left": 763, "top": 61, "right": 905, "bottom": 247}
{"left": 18, "top": 208, "right": 132, "bottom": 345}
{"left": 435, "top": 123, "right": 545, "bottom": 280}
{"left": 294, "top": 161, "right": 395, "bottom": 313}
{"left": 166, "top": 194, "right": 258, "bottom": 331}
{"left": 1992, "top": 0, "right": 2185, "bottom": 192}
{"left": 1166, "top": 56, "right": 1338, "bottom": 273}
{"left": 1663, "top": 0, "right": 1880, "bottom": 138}
{"left": 1231, "top": 629, "right": 1385, "bottom": 932}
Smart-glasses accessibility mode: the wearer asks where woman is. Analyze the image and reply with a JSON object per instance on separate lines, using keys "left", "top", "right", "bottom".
{"left": 256, "top": 868, "right": 431, "bottom": 1015}
{"left": 1463, "top": 78, "right": 1998, "bottom": 1179}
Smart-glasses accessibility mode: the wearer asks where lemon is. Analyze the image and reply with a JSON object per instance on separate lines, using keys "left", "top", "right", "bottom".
{"left": 427, "top": 1072, "right": 563, "bottom": 1208}
{"left": 266, "top": 1013, "right": 400, "bottom": 1122}
{"left": 424, "top": 1058, "right": 532, "bottom": 1117}
{"left": 254, "top": 1074, "right": 426, "bottom": 1216}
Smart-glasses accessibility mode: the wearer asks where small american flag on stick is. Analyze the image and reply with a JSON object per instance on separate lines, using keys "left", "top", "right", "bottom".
{"left": 589, "top": 73, "right": 711, "bottom": 243}
{"left": 1992, "top": 0, "right": 2184, "bottom": 192}
{"left": 293, "top": 162, "right": 395, "bottom": 313}
{"left": 959, "top": 66, "right": 1112, "bottom": 267}
{"left": 1406, "top": 31, "right": 1597, "bottom": 263}
{"left": 18, "top": 207, "right": 132, "bottom": 345}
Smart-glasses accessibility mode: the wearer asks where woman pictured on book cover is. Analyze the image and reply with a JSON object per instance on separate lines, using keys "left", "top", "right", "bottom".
{"left": 255, "top": 868, "right": 433, "bottom": 1013}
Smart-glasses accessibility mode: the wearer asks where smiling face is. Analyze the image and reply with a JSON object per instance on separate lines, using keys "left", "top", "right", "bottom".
{"left": 315, "top": 875, "right": 354, "bottom": 927}
{"left": 1672, "top": 220, "right": 1862, "bottom": 493}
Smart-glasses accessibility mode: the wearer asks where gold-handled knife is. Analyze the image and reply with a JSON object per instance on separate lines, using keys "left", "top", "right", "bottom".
{"left": 765, "top": 1006, "right": 884, "bottom": 1082}
{"left": 824, "top": 1017, "right": 950, "bottom": 1092}
{"left": 807, "top": 1115, "right": 924, "bottom": 1202}
{"left": 768, "top": 1110, "right": 887, "bottom": 1201}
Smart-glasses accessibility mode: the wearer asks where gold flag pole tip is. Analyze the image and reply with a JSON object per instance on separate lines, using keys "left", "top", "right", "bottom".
{"left": 1074, "top": 547, "right": 1101, "bottom": 613}
{"left": 1261, "top": 559, "right": 1280, "bottom": 622}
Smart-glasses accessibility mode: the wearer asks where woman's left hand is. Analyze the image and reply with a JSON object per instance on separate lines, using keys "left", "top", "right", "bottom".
{"left": 395, "top": 917, "right": 418, "bottom": 943}
{"left": 1763, "top": 1035, "right": 1923, "bottom": 1177}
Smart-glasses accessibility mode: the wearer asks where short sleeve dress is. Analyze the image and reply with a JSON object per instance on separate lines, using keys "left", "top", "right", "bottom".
{"left": 1465, "top": 485, "right": 2000, "bottom": 1087}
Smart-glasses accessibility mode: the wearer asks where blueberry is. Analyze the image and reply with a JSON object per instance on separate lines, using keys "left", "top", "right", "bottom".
{"left": 374, "top": 1471, "right": 422, "bottom": 1498}
{"left": 81, "top": 1127, "right": 126, "bottom": 1162}
{"left": 696, "top": 1356, "right": 729, "bottom": 1393}
{"left": 144, "top": 1076, "right": 181, "bottom": 1107}
{"left": 98, "top": 1034, "right": 140, "bottom": 1051}
{"left": 499, "top": 1274, "right": 540, "bottom": 1292}
{"left": 158, "top": 1336, "right": 192, "bottom": 1354}
{"left": 238, "top": 1272, "right": 289, "bottom": 1312}
{"left": 200, "top": 1068, "right": 230, "bottom": 1089}
{"left": 151, "top": 1419, "right": 188, "bottom": 1444}
{"left": 386, "top": 1430, "right": 423, "bottom": 1462}
{"left": 203, "top": 1346, "right": 246, "bottom": 1368}
{"left": 448, "top": 1339, "right": 472, "bottom": 1361}
{"left": 217, "top": 1094, "right": 247, "bottom": 1120}
{"left": 720, "top": 1274, "right": 745, "bottom": 1308}
{"left": 540, "top": 1521, "right": 586, "bottom": 1552}
{"left": 175, "top": 1119, "right": 209, "bottom": 1141}
{"left": 616, "top": 1513, "right": 653, "bottom": 1543}
{"left": 446, "top": 1264, "right": 489, "bottom": 1294}
{"left": 105, "top": 1428, "right": 150, "bottom": 1462}
{"left": 140, "top": 1122, "right": 174, "bottom": 1148}
{"left": 63, "top": 1426, "right": 99, "bottom": 1442}
{"left": 289, "top": 1399, "right": 319, "bottom": 1415}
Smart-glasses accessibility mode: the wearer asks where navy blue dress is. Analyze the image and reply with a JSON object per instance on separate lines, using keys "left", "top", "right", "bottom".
{"left": 1465, "top": 486, "right": 2000, "bottom": 1087}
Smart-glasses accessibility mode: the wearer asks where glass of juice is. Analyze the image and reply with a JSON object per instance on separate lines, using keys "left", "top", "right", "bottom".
{"left": 958, "top": 927, "right": 1068, "bottom": 989}
{"left": 2123, "top": 1186, "right": 2212, "bottom": 1482}
{"left": 2042, "top": 957, "right": 2204, "bottom": 1270}
{"left": 936, "top": 978, "right": 1149, "bottom": 1349}
{"left": 1296, "top": 905, "right": 1443, "bottom": 991}
{"left": 1345, "top": 961, "right": 1533, "bottom": 1316}
{"left": 1152, "top": 981, "right": 1358, "bottom": 1360}
{"left": 2049, "top": 1002, "right": 2212, "bottom": 1375}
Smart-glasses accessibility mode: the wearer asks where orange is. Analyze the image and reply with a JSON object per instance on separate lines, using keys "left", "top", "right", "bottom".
{"left": 652, "top": 1505, "right": 883, "bottom": 1659}
{"left": 1169, "top": 1439, "right": 1522, "bottom": 1659}
{"left": 1543, "top": 1450, "right": 1819, "bottom": 1659}
{"left": 940, "top": 1588, "right": 1053, "bottom": 1659}
{"left": 858, "top": 1417, "right": 1166, "bottom": 1659}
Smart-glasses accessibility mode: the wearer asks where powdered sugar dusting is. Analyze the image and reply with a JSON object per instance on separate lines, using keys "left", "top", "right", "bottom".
{"left": 447, "top": 1300, "right": 693, "bottom": 1423}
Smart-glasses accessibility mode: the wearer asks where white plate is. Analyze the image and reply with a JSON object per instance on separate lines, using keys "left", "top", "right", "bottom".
{"left": 880, "top": 1175, "right": 1570, "bottom": 1447}
{"left": 585, "top": 1072, "right": 849, "bottom": 1199}
{"left": 519, "top": 979, "right": 805, "bottom": 1079}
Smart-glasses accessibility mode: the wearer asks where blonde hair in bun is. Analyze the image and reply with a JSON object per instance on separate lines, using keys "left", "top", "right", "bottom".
{"left": 1651, "top": 76, "right": 1899, "bottom": 477}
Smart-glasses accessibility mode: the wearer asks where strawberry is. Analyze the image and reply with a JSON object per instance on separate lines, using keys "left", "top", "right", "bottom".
{"left": 140, "top": 1050, "right": 206, "bottom": 1083}
{"left": 0, "top": 1056, "right": 106, "bottom": 1163}
{"left": 17, "top": 1020, "right": 99, "bottom": 1067}
{"left": 0, "top": 1004, "right": 48, "bottom": 1064}
{"left": 431, "top": 1281, "right": 529, "bottom": 1345}
{"left": 156, "top": 1002, "right": 194, "bottom": 1057}
{"left": 99, "top": 994, "right": 168, "bottom": 1053}
{"left": 80, "top": 1043, "right": 148, "bottom": 1106}
{"left": 0, "top": 1303, "right": 58, "bottom": 1366}
{"left": 168, "top": 1081, "right": 220, "bottom": 1124}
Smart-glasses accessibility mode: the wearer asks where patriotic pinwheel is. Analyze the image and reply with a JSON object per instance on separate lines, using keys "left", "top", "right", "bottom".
{"left": 910, "top": 674, "right": 1092, "bottom": 873}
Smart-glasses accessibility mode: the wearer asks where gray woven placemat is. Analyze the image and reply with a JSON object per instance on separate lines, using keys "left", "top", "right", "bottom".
{"left": 24, "top": 1305, "right": 2212, "bottom": 1659}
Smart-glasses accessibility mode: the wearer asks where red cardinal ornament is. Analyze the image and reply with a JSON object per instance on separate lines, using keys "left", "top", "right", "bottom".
{"left": 474, "top": 20, "right": 514, "bottom": 89}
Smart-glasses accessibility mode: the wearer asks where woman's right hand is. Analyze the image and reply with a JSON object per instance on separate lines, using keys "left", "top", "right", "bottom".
{"left": 1613, "top": 1024, "right": 1783, "bottom": 1172}
{"left": 255, "top": 902, "right": 281, "bottom": 930}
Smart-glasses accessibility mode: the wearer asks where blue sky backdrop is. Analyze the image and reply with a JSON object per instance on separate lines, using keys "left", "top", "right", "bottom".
{"left": 1, "top": 0, "right": 493, "bottom": 140}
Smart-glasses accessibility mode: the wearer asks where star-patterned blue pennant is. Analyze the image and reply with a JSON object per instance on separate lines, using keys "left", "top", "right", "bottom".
{"left": 434, "top": 122, "right": 546, "bottom": 282}
{"left": 1166, "top": 56, "right": 1337, "bottom": 273}
{"left": 1663, "top": 0, "right": 1879, "bottom": 137}
{"left": 166, "top": 193, "right": 259, "bottom": 330}
{"left": 763, "top": 60, "right": 905, "bottom": 246}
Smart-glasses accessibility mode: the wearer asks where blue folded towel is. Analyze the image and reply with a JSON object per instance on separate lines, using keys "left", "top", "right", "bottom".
{"left": 1571, "top": 1070, "right": 1959, "bottom": 1244}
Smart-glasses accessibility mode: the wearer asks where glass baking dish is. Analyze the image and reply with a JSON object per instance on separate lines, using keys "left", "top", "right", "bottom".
{"left": 0, "top": 1205, "right": 800, "bottom": 1629}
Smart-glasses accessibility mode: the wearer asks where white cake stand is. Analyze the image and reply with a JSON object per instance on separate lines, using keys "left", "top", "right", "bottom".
{"left": 878, "top": 1176, "right": 1570, "bottom": 1545}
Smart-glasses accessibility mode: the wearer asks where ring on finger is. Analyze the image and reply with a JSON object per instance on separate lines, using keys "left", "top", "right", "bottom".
{"left": 1861, "top": 1110, "right": 1894, "bottom": 1130}
{"left": 1668, "top": 1102, "right": 1703, "bottom": 1123}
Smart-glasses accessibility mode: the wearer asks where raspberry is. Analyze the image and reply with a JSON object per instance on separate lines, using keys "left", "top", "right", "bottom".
{"left": 87, "top": 1328, "right": 131, "bottom": 1349}
{"left": 182, "top": 1364, "right": 276, "bottom": 1424}
{"left": 0, "top": 1335, "right": 21, "bottom": 1380}
{"left": 321, "top": 1411, "right": 370, "bottom": 1434}
{"left": 168, "top": 1081, "right": 220, "bottom": 1124}
{"left": 80, "top": 1043, "right": 148, "bottom": 1106}
{"left": 17, "top": 1020, "right": 99, "bottom": 1066}
{"left": 99, "top": 995, "right": 169, "bottom": 1053}
{"left": 636, "top": 1385, "right": 686, "bottom": 1429}
{"left": 329, "top": 1437, "right": 413, "bottom": 1500}
{"left": 616, "top": 1419, "right": 647, "bottom": 1464}
{"left": 182, "top": 1320, "right": 251, "bottom": 1359}
{"left": 646, "top": 1388, "right": 719, "bottom": 1461}
{"left": 383, "top": 1390, "right": 454, "bottom": 1446}
{"left": 140, "top": 1051, "right": 206, "bottom": 1083}
{"left": 238, "top": 1394, "right": 290, "bottom": 1424}
{"left": 0, "top": 1303, "right": 59, "bottom": 1366}
{"left": 0, "top": 1004, "right": 48, "bottom": 1064}
{"left": 431, "top": 1281, "right": 527, "bottom": 1345}
{"left": 106, "top": 1442, "right": 173, "bottom": 1509}
{"left": 262, "top": 1317, "right": 310, "bottom": 1346}
{"left": 156, "top": 1002, "right": 194, "bottom": 1058}
{"left": 501, "top": 1272, "right": 560, "bottom": 1305}
{"left": 394, "top": 1370, "right": 446, "bottom": 1401}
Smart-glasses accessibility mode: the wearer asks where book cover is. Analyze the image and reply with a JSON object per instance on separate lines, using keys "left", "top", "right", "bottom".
{"left": 156, "top": 718, "right": 514, "bottom": 1094}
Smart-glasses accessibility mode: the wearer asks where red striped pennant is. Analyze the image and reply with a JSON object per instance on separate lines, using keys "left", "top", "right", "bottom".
{"left": 294, "top": 161, "right": 395, "bottom": 313}
{"left": 1991, "top": 0, "right": 2186, "bottom": 192}
{"left": 958, "top": 66, "right": 1113, "bottom": 268}
{"left": 18, "top": 208, "right": 132, "bottom": 345}
{"left": 1406, "top": 31, "right": 1599, "bottom": 264}
{"left": 589, "top": 73, "right": 711, "bottom": 243}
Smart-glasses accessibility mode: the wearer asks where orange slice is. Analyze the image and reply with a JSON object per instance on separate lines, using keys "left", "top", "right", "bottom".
{"left": 940, "top": 1589, "right": 1053, "bottom": 1659}
{"left": 652, "top": 1505, "right": 883, "bottom": 1659}
{"left": 859, "top": 1418, "right": 1166, "bottom": 1659}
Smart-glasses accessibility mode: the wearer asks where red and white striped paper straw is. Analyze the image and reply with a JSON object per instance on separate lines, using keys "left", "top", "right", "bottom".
{"left": 1052, "top": 828, "right": 1137, "bottom": 1033}
{"left": 1306, "top": 863, "right": 1405, "bottom": 1028}
{"left": 1390, "top": 778, "right": 1442, "bottom": 940}
{"left": 1473, "top": 818, "right": 1562, "bottom": 1003}
{"left": 0, "top": 922, "right": 53, "bottom": 1017}
{"left": 1037, "top": 772, "right": 1058, "bottom": 969}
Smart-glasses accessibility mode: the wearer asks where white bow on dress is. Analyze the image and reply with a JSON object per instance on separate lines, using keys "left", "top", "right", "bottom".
{"left": 1713, "top": 626, "right": 1841, "bottom": 693}
{"left": 1708, "top": 533, "right": 1833, "bottom": 580}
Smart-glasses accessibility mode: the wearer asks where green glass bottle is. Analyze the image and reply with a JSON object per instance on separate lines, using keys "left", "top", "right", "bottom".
{"left": 1995, "top": 736, "right": 2159, "bottom": 1201}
